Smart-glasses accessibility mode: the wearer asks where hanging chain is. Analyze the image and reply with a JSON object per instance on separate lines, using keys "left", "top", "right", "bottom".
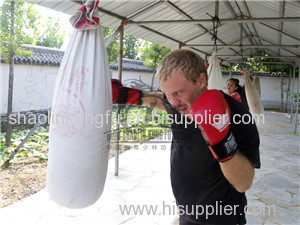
{"left": 207, "top": 13, "right": 221, "bottom": 51}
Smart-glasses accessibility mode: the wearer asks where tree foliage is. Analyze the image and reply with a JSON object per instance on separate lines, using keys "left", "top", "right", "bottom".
{"left": 123, "top": 35, "right": 140, "bottom": 59}
{"left": 1, "top": 0, "right": 67, "bottom": 50}
{"left": 0, "top": 0, "right": 41, "bottom": 147}
{"left": 139, "top": 42, "right": 172, "bottom": 91}
{"left": 0, "top": 0, "right": 39, "bottom": 62}
{"left": 140, "top": 41, "right": 171, "bottom": 71}
{"left": 36, "top": 16, "right": 65, "bottom": 48}
{"left": 102, "top": 26, "right": 141, "bottom": 63}
{"left": 229, "top": 53, "right": 295, "bottom": 75}
{"left": 102, "top": 26, "right": 119, "bottom": 63}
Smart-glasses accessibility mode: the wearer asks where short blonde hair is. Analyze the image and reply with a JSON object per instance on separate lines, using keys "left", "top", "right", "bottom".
{"left": 156, "top": 49, "right": 207, "bottom": 84}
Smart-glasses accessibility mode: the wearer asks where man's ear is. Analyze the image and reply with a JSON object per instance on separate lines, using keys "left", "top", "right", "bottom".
{"left": 196, "top": 73, "right": 207, "bottom": 89}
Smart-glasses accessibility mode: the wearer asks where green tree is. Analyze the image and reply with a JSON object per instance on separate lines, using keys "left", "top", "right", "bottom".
{"left": 103, "top": 26, "right": 119, "bottom": 63}
{"left": 103, "top": 26, "right": 141, "bottom": 63}
{"left": 36, "top": 16, "right": 65, "bottom": 48}
{"left": 231, "top": 53, "right": 294, "bottom": 75}
{"left": 0, "top": 0, "right": 39, "bottom": 147}
{"left": 123, "top": 34, "right": 140, "bottom": 59}
{"left": 140, "top": 42, "right": 172, "bottom": 90}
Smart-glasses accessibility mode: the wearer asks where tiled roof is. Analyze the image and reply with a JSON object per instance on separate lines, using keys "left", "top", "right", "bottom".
{"left": 1, "top": 44, "right": 154, "bottom": 71}
{"left": 1, "top": 44, "right": 287, "bottom": 77}
{"left": 7, "top": 44, "right": 64, "bottom": 66}
{"left": 110, "top": 58, "right": 153, "bottom": 73}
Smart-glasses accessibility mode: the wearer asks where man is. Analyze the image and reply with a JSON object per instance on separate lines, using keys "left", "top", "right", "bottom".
{"left": 112, "top": 49, "right": 260, "bottom": 225}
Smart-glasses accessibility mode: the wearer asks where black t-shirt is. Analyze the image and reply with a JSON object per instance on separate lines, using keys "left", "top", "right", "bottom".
{"left": 162, "top": 91, "right": 260, "bottom": 225}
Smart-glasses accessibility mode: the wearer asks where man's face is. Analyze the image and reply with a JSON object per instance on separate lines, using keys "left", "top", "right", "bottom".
{"left": 160, "top": 71, "right": 207, "bottom": 115}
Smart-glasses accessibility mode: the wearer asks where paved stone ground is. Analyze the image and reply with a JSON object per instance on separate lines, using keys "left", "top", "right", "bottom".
{"left": 0, "top": 111, "right": 299, "bottom": 225}
{"left": 245, "top": 111, "right": 299, "bottom": 225}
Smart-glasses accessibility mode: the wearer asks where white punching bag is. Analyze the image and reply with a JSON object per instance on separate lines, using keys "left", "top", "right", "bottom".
{"left": 243, "top": 70, "right": 264, "bottom": 115}
{"left": 207, "top": 51, "right": 223, "bottom": 90}
{"left": 254, "top": 73, "right": 261, "bottom": 98}
{"left": 47, "top": 0, "right": 112, "bottom": 208}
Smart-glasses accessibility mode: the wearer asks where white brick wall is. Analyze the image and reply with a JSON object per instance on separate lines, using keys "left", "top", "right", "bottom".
{"left": 1, "top": 63, "right": 298, "bottom": 115}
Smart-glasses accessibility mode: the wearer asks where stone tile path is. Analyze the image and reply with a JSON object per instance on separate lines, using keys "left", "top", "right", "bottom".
{"left": 0, "top": 111, "right": 299, "bottom": 225}
{"left": 246, "top": 111, "right": 299, "bottom": 225}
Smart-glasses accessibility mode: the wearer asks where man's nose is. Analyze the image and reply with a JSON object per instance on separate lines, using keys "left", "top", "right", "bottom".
{"left": 168, "top": 96, "right": 180, "bottom": 107}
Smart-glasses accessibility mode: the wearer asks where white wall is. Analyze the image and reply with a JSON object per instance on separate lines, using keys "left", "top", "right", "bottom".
{"left": 1, "top": 64, "right": 58, "bottom": 114}
{"left": 111, "top": 70, "right": 160, "bottom": 91}
{"left": 0, "top": 65, "right": 160, "bottom": 115}
{"left": 222, "top": 75, "right": 299, "bottom": 109}
{"left": 1, "top": 62, "right": 298, "bottom": 115}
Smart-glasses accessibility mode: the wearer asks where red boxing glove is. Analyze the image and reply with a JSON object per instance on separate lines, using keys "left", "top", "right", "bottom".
{"left": 231, "top": 92, "right": 241, "bottom": 102}
{"left": 189, "top": 90, "right": 237, "bottom": 162}
{"left": 111, "top": 79, "right": 143, "bottom": 105}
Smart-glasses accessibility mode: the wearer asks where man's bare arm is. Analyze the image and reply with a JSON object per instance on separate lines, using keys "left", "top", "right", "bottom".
{"left": 141, "top": 92, "right": 166, "bottom": 111}
{"left": 220, "top": 151, "right": 255, "bottom": 193}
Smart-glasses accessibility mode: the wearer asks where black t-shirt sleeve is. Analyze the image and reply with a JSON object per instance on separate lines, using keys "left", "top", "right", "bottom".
{"left": 235, "top": 121, "right": 261, "bottom": 169}
{"left": 223, "top": 92, "right": 261, "bottom": 168}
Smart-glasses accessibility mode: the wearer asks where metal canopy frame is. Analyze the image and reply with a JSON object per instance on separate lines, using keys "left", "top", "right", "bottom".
{"left": 97, "top": 0, "right": 300, "bottom": 66}
{"left": 127, "top": 17, "right": 300, "bottom": 25}
{"left": 110, "top": 0, "right": 300, "bottom": 65}
{"left": 26, "top": 0, "right": 300, "bottom": 67}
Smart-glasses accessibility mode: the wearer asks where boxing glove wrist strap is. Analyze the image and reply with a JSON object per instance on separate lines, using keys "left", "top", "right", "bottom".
{"left": 208, "top": 130, "right": 237, "bottom": 162}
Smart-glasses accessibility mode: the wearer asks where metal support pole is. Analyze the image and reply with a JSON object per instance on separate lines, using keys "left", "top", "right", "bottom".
{"left": 240, "top": 24, "right": 243, "bottom": 47}
{"left": 105, "top": 27, "right": 120, "bottom": 48}
{"left": 290, "top": 65, "right": 296, "bottom": 123}
{"left": 280, "top": 72, "right": 284, "bottom": 112}
{"left": 115, "top": 25, "right": 124, "bottom": 176}
{"left": 295, "top": 94, "right": 299, "bottom": 133}
{"left": 260, "top": 22, "right": 300, "bottom": 42}
{"left": 295, "top": 66, "right": 299, "bottom": 133}
{"left": 127, "top": 17, "right": 300, "bottom": 25}
{"left": 127, "top": 1, "right": 162, "bottom": 20}
{"left": 285, "top": 68, "right": 292, "bottom": 112}
{"left": 239, "top": 23, "right": 244, "bottom": 68}
{"left": 292, "top": 65, "right": 296, "bottom": 94}
{"left": 229, "top": 64, "right": 232, "bottom": 78}
{"left": 215, "top": 0, "right": 219, "bottom": 17}
{"left": 4, "top": 111, "right": 49, "bottom": 166}
{"left": 184, "top": 44, "right": 298, "bottom": 48}
{"left": 277, "top": 0, "right": 285, "bottom": 56}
